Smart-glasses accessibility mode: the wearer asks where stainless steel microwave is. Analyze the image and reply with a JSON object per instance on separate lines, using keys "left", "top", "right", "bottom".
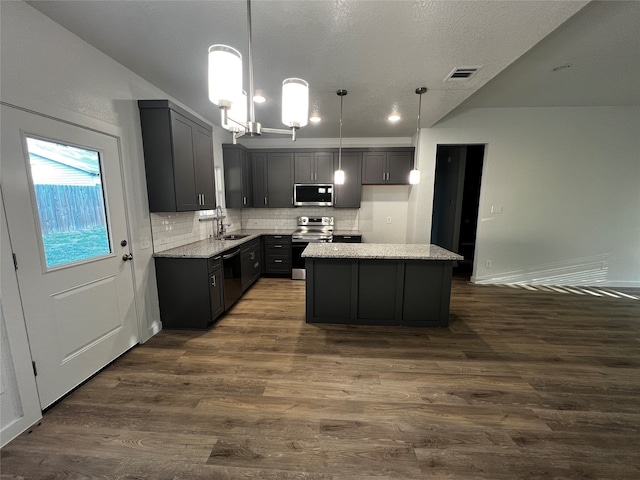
{"left": 293, "top": 184, "right": 333, "bottom": 207}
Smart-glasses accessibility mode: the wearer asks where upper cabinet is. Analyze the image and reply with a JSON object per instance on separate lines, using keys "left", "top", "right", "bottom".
{"left": 333, "top": 152, "right": 362, "bottom": 208}
{"left": 252, "top": 152, "right": 294, "bottom": 208}
{"left": 223, "top": 144, "right": 253, "bottom": 208}
{"left": 138, "top": 100, "right": 215, "bottom": 212}
{"left": 362, "top": 149, "right": 414, "bottom": 185}
{"left": 294, "top": 151, "right": 334, "bottom": 184}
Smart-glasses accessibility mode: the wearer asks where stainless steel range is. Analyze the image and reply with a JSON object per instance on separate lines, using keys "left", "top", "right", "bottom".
{"left": 291, "top": 216, "right": 334, "bottom": 280}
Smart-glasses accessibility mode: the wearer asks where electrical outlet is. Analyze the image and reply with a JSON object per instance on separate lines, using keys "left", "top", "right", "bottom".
{"left": 491, "top": 205, "right": 503, "bottom": 214}
{"left": 386, "top": 217, "right": 392, "bottom": 224}
{"left": 485, "top": 260, "right": 492, "bottom": 268}
{"left": 140, "top": 236, "right": 151, "bottom": 250}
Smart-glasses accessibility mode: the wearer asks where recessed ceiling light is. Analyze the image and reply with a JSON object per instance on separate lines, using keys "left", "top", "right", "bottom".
{"left": 388, "top": 114, "right": 401, "bottom": 123}
{"left": 309, "top": 115, "right": 321, "bottom": 123}
{"left": 253, "top": 94, "right": 266, "bottom": 103}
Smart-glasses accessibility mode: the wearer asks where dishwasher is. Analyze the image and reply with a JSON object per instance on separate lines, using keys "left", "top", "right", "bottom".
{"left": 222, "top": 248, "right": 242, "bottom": 310}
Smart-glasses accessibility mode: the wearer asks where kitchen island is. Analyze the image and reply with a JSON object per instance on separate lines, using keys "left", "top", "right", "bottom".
{"left": 302, "top": 243, "right": 463, "bottom": 327}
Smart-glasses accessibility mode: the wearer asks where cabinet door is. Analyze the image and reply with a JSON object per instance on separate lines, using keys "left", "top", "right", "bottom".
{"left": 267, "top": 153, "right": 294, "bottom": 208}
{"left": 252, "top": 152, "right": 268, "bottom": 208}
{"left": 333, "top": 152, "right": 362, "bottom": 208}
{"left": 209, "top": 267, "right": 224, "bottom": 320}
{"left": 294, "top": 152, "right": 313, "bottom": 183}
{"left": 240, "top": 148, "right": 253, "bottom": 207}
{"left": 223, "top": 145, "right": 243, "bottom": 209}
{"left": 386, "top": 151, "right": 413, "bottom": 185}
{"left": 361, "top": 151, "right": 387, "bottom": 184}
{"left": 314, "top": 152, "right": 335, "bottom": 183}
{"left": 193, "top": 125, "right": 215, "bottom": 209}
{"left": 170, "top": 112, "right": 198, "bottom": 210}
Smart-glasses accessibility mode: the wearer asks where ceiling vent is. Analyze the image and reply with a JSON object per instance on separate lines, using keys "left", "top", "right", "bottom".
{"left": 445, "top": 67, "right": 482, "bottom": 81}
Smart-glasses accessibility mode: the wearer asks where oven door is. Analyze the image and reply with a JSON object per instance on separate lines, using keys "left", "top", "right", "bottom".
{"left": 291, "top": 242, "right": 308, "bottom": 280}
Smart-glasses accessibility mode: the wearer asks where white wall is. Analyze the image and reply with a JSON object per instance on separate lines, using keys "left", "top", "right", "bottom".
{"left": 407, "top": 106, "right": 640, "bottom": 287}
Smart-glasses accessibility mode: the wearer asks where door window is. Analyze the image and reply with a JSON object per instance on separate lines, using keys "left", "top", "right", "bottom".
{"left": 25, "top": 136, "right": 112, "bottom": 269}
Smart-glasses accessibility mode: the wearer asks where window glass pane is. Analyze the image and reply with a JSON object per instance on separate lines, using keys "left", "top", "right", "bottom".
{"left": 26, "top": 137, "right": 111, "bottom": 268}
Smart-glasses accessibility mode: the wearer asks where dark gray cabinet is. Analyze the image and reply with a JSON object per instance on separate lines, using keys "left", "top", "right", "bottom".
{"left": 263, "top": 235, "right": 292, "bottom": 274}
{"left": 362, "top": 149, "right": 414, "bottom": 185}
{"left": 252, "top": 152, "right": 294, "bottom": 208}
{"left": 294, "top": 151, "right": 334, "bottom": 183}
{"left": 154, "top": 255, "right": 224, "bottom": 329}
{"left": 223, "top": 144, "right": 253, "bottom": 208}
{"left": 241, "top": 238, "right": 262, "bottom": 291}
{"left": 138, "top": 100, "right": 215, "bottom": 212}
{"left": 333, "top": 152, "right": 362, "bottom": 208}
{"left": 305, "top": 258, "right": 453, "bottom": 327}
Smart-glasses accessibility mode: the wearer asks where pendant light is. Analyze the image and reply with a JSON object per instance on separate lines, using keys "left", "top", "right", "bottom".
{"left": 208, "top": 0, "right": 309, "bottom": 143}
{"left": 409, "top": 87, "right": 427, "bottom": 185}
{"left": 334, "top": 89, "right": 347, "bottom": 185}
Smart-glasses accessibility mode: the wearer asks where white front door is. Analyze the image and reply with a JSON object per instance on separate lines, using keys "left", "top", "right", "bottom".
{"left": 1, "top": 104, "right": 138, "bottom": 409}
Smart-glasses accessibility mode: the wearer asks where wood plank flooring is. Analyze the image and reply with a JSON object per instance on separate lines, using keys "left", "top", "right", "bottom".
{"left": 2, "top": 277, "right": 639, "bottom": 479}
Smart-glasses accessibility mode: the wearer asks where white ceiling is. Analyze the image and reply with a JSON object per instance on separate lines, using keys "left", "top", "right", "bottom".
{"left": 25, "top": 1, "right": 637, "bottom": 139}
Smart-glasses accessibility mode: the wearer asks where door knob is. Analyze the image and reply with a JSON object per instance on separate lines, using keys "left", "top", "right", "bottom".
{"left": 122, "top": 253, "right": 133, "bottom": 261}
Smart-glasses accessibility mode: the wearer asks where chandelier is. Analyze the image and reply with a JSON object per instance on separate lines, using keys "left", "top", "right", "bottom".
{"left": 208, "top": 0, "right": 309, "bottom": 144}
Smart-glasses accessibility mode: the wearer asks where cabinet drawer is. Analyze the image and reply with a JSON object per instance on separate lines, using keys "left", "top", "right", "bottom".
{"left": 265, "top": 244, "right": 291, "bottom": 255}
{"left": 333, "top": 235, "right": 362, "bottom": 243}
{"left": 265, "top": 258, "right": 291, "bottom": 273}
{"left": 263, "top": 235, "right": 292, "bottom": 245}
{"left": 207, "top": 255, "right": 222, "bottom": 272}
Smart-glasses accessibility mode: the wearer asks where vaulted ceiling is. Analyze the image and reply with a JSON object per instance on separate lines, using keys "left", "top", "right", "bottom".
{"left": 27, "top": 1, "right": 639, "bottom": 138}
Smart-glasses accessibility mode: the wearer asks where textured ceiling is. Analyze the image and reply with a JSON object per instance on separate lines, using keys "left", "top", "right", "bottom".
{"left": 26, "top": 0, "right": 599, "bottom": 138}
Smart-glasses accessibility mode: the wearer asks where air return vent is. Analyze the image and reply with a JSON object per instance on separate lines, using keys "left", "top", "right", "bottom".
{"left": 445, "top": 67, "right": 482, "bottom": 81}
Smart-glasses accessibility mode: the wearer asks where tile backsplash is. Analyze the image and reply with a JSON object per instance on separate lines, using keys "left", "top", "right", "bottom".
{"left": 241, "top": 208, "right": 359, "bottom": 231}
{"left": 151, "top": 207, "right": 359, "bottom": 252}
{"left": 151, "top": 208, "right": 241, "bottom": 252}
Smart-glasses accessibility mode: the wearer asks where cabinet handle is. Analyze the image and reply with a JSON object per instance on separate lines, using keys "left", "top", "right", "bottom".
{"left": 274, "top": 245, "right": 282, "bottom": 248}
{"left": 343, "top": 236, "right": 352, "bottom": 239}
{"left": 254, "top": 262, "right": 260, "bottom": 268}
{"left": 211, "top": 274, "right": 216, "bottom": 287}
{"left": 243, "top": 196, "right": 247, "bottom": 205}
{"left": 275, "top": 259, "right": 283, "bottom": 263}
{"left": 264, "top": 196, "right": 267, "bottom": 205}
{"left": 250, "top": 252, "right": 255, "bottom": 260}
{"left": 274, "top": 235, "right": 282, "bottom": 239}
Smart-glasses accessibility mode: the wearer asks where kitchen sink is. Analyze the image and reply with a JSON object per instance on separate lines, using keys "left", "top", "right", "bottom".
{"left": 222, "top": 234, "right": 249, "bottom": 240}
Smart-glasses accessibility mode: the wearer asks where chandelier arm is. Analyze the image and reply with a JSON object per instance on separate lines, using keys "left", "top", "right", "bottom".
{"left": 261, "top": 127, "right": 295, "bottom": 135}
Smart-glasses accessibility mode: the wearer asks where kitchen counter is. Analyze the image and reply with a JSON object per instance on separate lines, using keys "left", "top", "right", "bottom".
{"left": 302, "top": 243, "right": 462, "bottom": 261}
{"left": 303, "top": 243, "right": 461, "bottom": 327}
{"left": 153, "top": 229, "right": 291, "bottom": 258}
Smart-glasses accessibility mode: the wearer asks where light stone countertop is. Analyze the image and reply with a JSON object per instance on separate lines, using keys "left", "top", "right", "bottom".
{"left": 302, "top": 243, "right": 463, "bottom": 261}
{"left": 153, "top": 229, "right": 365, "bottom": 259}
{"left": 153, "top": 229, "right": 285, "bottom": 259}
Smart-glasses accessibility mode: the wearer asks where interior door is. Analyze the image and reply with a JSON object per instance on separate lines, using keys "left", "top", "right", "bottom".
{"left": 1, "top": 104, "right": 138, "bottom": 409}
{"left": 431, "top": 146, "right": 467, "bottom": 252}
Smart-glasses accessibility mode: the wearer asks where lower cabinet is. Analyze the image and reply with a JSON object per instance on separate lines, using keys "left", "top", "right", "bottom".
{"left": 155, "top": 255, "right": 224, "bottom": 329}
{"left": 263, "top": 235, "right": 292, "bottom": 274}
{"left": 305, "top": 258, "right": 454, "bottom": 327}
{"left": 241, "top": 238, "right": 262, "bottom": 291}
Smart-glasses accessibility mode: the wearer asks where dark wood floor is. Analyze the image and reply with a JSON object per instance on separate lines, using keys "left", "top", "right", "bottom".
{"left": 2, "top": 277, "right": 639, "bottom": 479}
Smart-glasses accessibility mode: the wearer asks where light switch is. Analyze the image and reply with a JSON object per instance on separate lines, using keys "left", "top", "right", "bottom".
{"left": 491, "top": 205, "right": 503, "bottom": 214}
{"left": 386, "top": 217, "right": 392, "bottom": 224}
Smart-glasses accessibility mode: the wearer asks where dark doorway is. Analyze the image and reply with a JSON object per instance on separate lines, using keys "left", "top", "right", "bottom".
{"left": 431, "top": 145, "right": 484, "bottom": 275}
